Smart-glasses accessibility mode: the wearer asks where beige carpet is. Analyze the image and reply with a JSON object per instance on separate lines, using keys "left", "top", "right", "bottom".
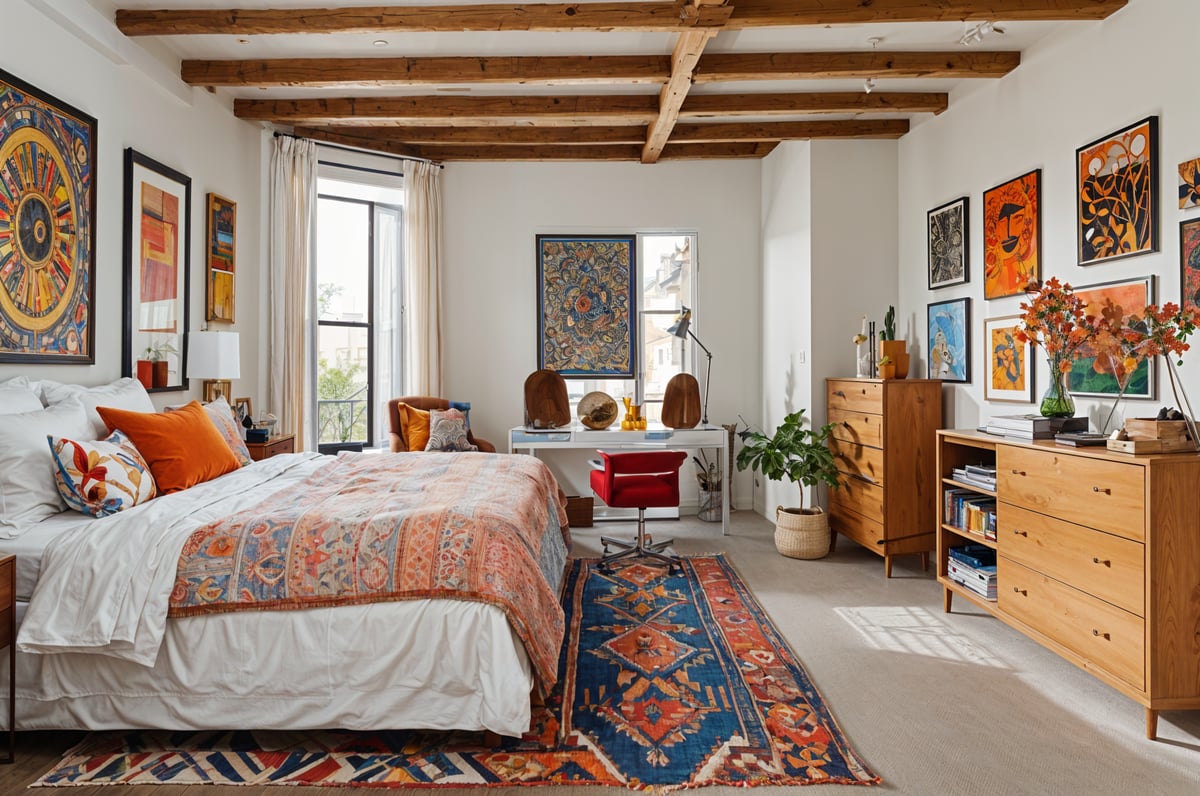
{"left": 9, "top": 509, "right": 1200, "bottom": 795}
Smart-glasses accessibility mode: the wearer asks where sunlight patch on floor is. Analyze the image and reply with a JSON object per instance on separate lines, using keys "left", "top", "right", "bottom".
{"left": 834, "top": 606, "right": 1008, "bottom": 668}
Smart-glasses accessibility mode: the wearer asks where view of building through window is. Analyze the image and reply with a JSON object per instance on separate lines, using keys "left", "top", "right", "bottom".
{"left": 315, "top": 175, "right": 404, "bottom": 450}
{"left": 567, "top": 233, "right": 697, "bottom": 423}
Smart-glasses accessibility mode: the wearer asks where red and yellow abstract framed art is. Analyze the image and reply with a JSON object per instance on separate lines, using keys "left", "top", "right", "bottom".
{"left": 983, "top": 169, "right": 1041, "bottom": 300}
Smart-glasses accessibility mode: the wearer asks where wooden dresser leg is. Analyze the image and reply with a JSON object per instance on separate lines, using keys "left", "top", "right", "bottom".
{"left": 943, "top": 587, "right": 953, "bottom": 613}
{"left": 884, "top": 555, "right": 893, "bottom": 578}
{"left": 1146, "top": 708, "right": 1159, "bottom": 740}
{"left": 920, "top": 551, "right": 929, "bottom": 572}
{"left": 828, "top": 532, "right": 838, "bottom": 553}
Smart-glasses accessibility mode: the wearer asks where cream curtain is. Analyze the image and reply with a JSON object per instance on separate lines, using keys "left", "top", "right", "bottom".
{"left": 268, "top": 136, "right": 318, "bottom": 450}
{"left": 403, "top": 161, "right": 443, "bottom": 396}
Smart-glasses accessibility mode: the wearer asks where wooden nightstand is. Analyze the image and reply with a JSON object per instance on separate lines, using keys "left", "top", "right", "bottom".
{"left": 0, "top": 554, "right": 13, "bottom": 763}
{"left": 245, "top": 433, "right": 296, "bottom": 462}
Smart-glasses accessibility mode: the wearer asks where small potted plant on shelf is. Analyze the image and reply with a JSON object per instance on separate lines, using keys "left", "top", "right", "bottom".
{"left": 137, "top": 340, "right": 178, "bottom": 389}
{"left": 877, "top": 355, "right": 896, "bottom": 380}
{"left": 736, "top": 409, "right": 840, "bottom": 559}
{"left": 878, "top": 305, "right": 909, "bottom": 379}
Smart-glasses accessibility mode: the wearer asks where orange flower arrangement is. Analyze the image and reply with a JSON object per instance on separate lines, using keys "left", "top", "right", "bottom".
{"left": 1015, "top": 277, "right": 1099, "bottom": 367}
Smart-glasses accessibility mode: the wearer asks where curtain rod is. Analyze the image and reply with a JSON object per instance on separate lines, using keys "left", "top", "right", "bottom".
{"left": 272, "top": 130, "right": 443, "bottom": 169}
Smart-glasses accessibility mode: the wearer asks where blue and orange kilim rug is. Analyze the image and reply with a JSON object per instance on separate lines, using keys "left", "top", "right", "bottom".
{"left": 35, "top": 555, "right": 879, "bottom": 790}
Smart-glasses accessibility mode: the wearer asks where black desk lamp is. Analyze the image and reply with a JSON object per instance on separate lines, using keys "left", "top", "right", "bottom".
{"left": 667, "top": 305, "right": 713, "bottom": 426}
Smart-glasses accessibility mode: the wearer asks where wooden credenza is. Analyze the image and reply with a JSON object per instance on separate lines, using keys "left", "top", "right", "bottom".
{"left": 825, "top": 378, "right": 942, "bottom": 577}
{"left": 937, "top": 429, "right": 1200, "bottom": 739}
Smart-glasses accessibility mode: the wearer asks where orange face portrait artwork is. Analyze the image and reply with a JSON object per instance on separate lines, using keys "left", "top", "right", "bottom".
{"left": 983, "top": 169, "right": 1041, "bottom": 300}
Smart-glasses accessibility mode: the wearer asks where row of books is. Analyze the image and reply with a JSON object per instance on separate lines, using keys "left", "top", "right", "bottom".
{"left": 943, "top": 488, "right": 997, "bottom": 540}
{"left": 984, "top": 414, "right": 1088, "bottom": 440}
{"left": 950, "top": 463, "right": 996, "bottom": 490}
{"left": 947, "top": 545, "right": 997, "bottom": 600}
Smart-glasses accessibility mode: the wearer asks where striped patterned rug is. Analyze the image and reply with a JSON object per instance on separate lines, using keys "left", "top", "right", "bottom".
{"left": 34, "top": 555, "right": 879, "bottom": 789}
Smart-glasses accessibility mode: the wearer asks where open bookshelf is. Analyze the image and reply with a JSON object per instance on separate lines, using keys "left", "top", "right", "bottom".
{"left": 936, "top": 431, "right": 999, "bottom": 613}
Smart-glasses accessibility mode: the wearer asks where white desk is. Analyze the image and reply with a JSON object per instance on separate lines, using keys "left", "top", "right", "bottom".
{"left": 509, "top": 424, "right": 730, "bottom": 535}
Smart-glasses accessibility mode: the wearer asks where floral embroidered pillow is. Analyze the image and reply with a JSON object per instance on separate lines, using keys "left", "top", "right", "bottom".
{"left": 48, "top": 430, "right": 157, "bottom": 517}
{"left": 425, "top": 408, "right": 478, "bottom": 452}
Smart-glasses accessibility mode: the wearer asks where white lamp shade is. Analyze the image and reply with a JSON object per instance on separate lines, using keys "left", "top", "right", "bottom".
{"left": 187, "top": 331, "right": 241, "bottom": 380}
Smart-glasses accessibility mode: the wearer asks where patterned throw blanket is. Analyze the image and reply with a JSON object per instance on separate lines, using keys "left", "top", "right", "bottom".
{"left": 168, "top": 453, "right": 570, "bottom": 687}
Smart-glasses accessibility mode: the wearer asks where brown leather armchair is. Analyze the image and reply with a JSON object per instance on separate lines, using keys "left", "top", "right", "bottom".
{"left": 386, "top": 396, "right": 496, "bottom": 453}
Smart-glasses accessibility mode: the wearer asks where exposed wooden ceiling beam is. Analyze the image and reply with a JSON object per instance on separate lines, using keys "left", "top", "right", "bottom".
{"left": 418, "top": 141, "right": 780, "bottom": 161}
{"left": 308, "top": 124, "right": 651, "bottom": 145}
{"left": 117, "top": 1, "right": 1128, "bottom": 36}
{"left": 236, "top": 95, "right": 662, "bottom": 126}
{"left": 679, "top": 91, "right": 948, "bottom": 117}
{"left": 693, "top": 51, "right": 1020, "bottom": 82}
{"left": 642, "top": 10, "right": 724, "bottom": 163}
{"left": 182, "top": 55, "right": 670, "bottom": 88}
{"left": 670, "top": 119, "right": 910, "bottom": 141}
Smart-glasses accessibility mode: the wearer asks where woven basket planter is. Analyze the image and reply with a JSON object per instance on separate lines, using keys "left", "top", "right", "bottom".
{"left": 774, "top": 506, "right": 830, "bottom": 560}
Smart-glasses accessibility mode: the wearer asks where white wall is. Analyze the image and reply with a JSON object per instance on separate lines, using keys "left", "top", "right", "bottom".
{"left": 442, "top": 160, "right": 761, "bottom": 507}
{"left": 898, "top": 0, "right": 1200, "bottom": 429}
{"left": 0, "top": 2, "right": 265, "bottom": 408}
{"left": 759, "top": 139, "right": 899, "bottom": 514}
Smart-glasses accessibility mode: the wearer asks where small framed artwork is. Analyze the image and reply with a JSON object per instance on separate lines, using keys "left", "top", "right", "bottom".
{"left": 233, "top": 396, "right": 253, "bottom": 425}
{"left": 982, "top": 169, "right": 1041, "bottom": 299}
{"left": 0, "top": 68, "right": 97, "bottom": 364}
{"left": 1180, "top": 218, "right": 1200, "bottom": 315}
{"left": 536, "top": 234, "right": 636, "bottom": 377}
{"left": 927, "top": 196, "right": 969, "bottom": 289}
{"left": 123, "top": 148, "right": 190, "bottom": 392}
{"left": 927, "top": 298, "right": 971, "bottom": 383}
{"left": 983, "top": 315, "right": 1033, "bottom": 403}
{"left": 1070, "top": 276, "right": 1156, "bottom": 399}
{"left": 206, "top": 193, "right": 236, "bottom": 323}
{"left": 1078, "top": 116, "right": 1158, "bottom": 265}
{"left": 1181, "top": 157, "right": 1200, "bottom": 210}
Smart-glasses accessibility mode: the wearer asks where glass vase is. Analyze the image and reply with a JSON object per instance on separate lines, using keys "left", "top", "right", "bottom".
{"left": 1040, "top": 356, "right": 1076, "bottom": 418}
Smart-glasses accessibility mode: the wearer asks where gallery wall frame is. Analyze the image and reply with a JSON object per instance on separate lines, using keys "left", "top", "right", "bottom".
{"left": 205, "top": 192, "right": 236, "bottom": 323}
{"left": 1077, "top": 116, "right": 1159, "bottom": 266}
{"left": 123, "top": 148, "right": 191, "bottom": 393}
{"left": 1180, "top": 218, "right": 1200, "bottom": 315}
{"left": 927, "top": 196, "right": 969, "bottom": 289}
{"left": 927, "top": 297, "right": 971, "bottom": 384}
{"left": 982, "top": 169, "right": 1041, "bottom": 299}
{"left": 983, "top": 315, "right": 1034, "bottom": 403}
{"left": 1179, "top": 156, "right": 1200, "bottom": 210}
{"left": 536, "top": 234, "right": 636, "bottom": 378}
{"left": 0, "top": 68, "right": 97, "bottom": 364}
{"left": 1069, "top": 276, "right": 1156, "bottom": 400}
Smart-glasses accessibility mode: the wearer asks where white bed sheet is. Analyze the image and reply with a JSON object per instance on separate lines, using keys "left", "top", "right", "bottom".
{"left": 4, "top": 452, "right": 552, "bottom": 736}
{"left": 0, "top": 510, "right": 90, "bottom": 601}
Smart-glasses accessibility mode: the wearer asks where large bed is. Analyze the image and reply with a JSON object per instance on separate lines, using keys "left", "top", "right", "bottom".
{"left": 2, "top": 449, "right": 570, "bottom": 738}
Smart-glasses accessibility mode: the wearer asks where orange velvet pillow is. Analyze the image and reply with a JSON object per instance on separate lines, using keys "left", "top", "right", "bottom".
{"left": 97, "top": 401, "right": 241, "bottom": 494}
{"left": 398, "top": 402, "right": 431, "bottom": 452}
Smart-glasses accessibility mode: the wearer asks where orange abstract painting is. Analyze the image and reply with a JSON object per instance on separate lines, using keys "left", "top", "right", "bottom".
{"left": 983, "top": 169, "right": 1040, "bottom": 299}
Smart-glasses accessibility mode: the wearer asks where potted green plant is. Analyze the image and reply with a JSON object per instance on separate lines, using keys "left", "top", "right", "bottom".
{"left": 736, "top": 409, "right": 840, "bottom": 559}
{"left": 877, "top": 305, "right": 909, "bottom": 379}
{"left": 138, "top": 340, "right": 178, "bottom": 389}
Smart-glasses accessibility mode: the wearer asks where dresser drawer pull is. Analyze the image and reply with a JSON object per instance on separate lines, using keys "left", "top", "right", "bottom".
{"left": 853, "top": 473, "right": 877, "bottom": 485}
{"left": 1013, "top": 529, "right": 1028, "bottom": 537}
{"left": 1012, "top": 586, "right": 1027, "bottom": 596}
{"left": 1092, "top": 486, "right": 1111, "bottom": 495}
{"left": 1092, "top": 557, "right": 1112, "bottom": 567}
{"left": 1010, "top": 469, "right": 1026, "bottom": 476}
{"left": 1093, "top": 629, "right": 1111, "bottom": 640}
{"left": 843, "top": 421, "right": 853, "bottom": 429}
{"left": 833, "top": 390, "right": 846, "bottom": 398}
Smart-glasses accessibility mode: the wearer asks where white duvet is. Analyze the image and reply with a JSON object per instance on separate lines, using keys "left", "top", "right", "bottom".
{"left": 18, "top": 452, "right": 327, "bottom": 665}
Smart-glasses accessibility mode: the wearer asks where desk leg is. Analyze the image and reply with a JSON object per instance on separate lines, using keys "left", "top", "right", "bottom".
{"left": 721, "top": 438, "right": 730, "bottom": 535}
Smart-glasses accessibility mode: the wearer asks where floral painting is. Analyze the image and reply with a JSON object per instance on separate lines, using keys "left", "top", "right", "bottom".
{"left": 537, "top": 235, "right": 635, "bottom": 377}
{"left": 983, "top": 169, "right": 1040, "bottom": 299}
{"left": 928, "top": 196, "right": 968, "bottom": 289}
{"left": 927, "top": 298, "right": 970, "bottom": 383}
{"left": 1181, "top": 218, "right": 1200, "bottom": 315}
{"left": 984, "top": 315, "right": 1032, "bottom": 403}
{"left": 1077, "top": 116, "right": 1158, "bottom": 265}
{"left": 1069, "top": 277, "right": 1155, "bottom": 399}
{"left": 1179, "top": 156, "right": 1200, "bottom": 210}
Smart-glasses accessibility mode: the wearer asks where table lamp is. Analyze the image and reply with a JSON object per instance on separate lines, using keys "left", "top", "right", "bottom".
{"left": 667, "top": 306, "right": 713, "bottom": 425}
{"left": 187, "top": 330, "right": 240, "bottom": 402}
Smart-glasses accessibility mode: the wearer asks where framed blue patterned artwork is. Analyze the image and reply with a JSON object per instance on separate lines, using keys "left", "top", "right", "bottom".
{"left": 537, "top": 235, "right": 636, "bottom": 377}
{"left": 927, "top": 297, "right": 970, "bottom": 383}
{"left": 0, "top": 68, "right": 97, "bottom": 363}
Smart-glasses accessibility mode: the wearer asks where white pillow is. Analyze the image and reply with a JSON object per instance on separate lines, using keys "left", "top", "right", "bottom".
{"left": 0, "top": 398, "right": 92, "bottom": 536}
{"left": 41, "top": 377, "right": 155, "bottom": 440}
{"left": 0, "top": 376, "right": 42, "bottom": 415}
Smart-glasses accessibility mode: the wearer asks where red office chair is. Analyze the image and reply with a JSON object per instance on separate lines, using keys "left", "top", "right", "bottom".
{"left": 590, "top": 450, "right": 687, "bottom": 568}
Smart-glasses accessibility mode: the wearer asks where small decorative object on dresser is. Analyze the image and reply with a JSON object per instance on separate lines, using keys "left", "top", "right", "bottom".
{"left": 245, "top": 432, "right": 295, "bottom": 461}
{"left": 826, "top": 378, "right": 943, "bottom": 576}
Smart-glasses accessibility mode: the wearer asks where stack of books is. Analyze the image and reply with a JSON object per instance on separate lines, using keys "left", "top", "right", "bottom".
{"left": 943, "top": 489, "right": 998, "bottom": 539}
{"left": 985, "top": 414, "right": 1088, "bottom": 440}
{"left": 947, "top": 545, "right": 998, "bottom": 601}
{"left": 950, "top": 463, "right": 996, "bottom": 490}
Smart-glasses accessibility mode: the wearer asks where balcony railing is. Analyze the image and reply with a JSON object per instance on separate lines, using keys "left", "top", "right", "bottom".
{"left": 317, "top": 384, "right": 369, "bottom": 447}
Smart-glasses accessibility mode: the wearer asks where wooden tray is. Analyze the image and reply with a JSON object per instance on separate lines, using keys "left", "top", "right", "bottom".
{"left": 1123, "top": 418, "right": 1189, "bottom": 441}
{"left": 1106, "top": 437, "right": 1197, "bottom": 454}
